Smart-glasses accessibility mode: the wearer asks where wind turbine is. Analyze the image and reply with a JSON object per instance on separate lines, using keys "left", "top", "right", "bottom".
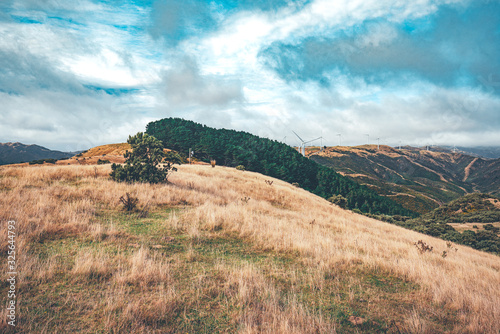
{"left": 293, "top": 131, "right": 322, "bottom": 157}
{"left": 337, "top": 134, "right": 342, "bottom": 146}
{"left": 292, "top": 131, "right": 305, "bottom": 156}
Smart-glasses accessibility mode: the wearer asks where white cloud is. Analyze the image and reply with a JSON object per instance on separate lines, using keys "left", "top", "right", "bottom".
{"left": 0, "top": 0, "right": 497, "bottom": 151}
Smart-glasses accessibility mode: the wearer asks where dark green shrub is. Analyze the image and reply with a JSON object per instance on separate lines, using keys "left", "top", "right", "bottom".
{"left": 484, "top": 224, "right": 500, "bottom": 233}
{"left": 110, "top": 132, "right": 178, "bottom": 184}
{"left": 29, "top": 158, "right": 56, "bottom": 165}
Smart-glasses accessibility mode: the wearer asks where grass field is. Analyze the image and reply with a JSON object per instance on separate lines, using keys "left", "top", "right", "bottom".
{"left": 0, "top": 164, "right": 499, "bottom": 333}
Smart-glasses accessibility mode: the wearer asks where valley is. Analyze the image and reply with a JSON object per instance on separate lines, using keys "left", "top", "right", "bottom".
{"left": 308, "top": 145, "right": 500, "bottom": 214}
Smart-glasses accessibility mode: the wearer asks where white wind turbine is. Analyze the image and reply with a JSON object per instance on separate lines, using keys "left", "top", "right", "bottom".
{"left": 293, "top": 131, "right": 322, "bottom": 157}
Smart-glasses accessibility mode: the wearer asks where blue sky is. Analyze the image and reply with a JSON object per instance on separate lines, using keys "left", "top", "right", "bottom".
{"left": 0, "top": 0, "right": 499, "bottom": 151}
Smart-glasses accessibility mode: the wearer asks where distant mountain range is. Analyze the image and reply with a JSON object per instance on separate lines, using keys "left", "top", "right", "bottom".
{"left": 454, "top": 146, "right": 500, "bottom": 159}
{"left": 0, "top": 142, "right": 75, "bottom": 165}
{"left": 309, "top": 145, "right": 500, "bottom": 214}
{"left": 418, "top": 145, "right": 500, "bottom": 159}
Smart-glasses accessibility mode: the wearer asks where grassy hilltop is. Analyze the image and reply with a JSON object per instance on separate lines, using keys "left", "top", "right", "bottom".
{"left": 1, "top": 163, "right": 499, "bottom": 333}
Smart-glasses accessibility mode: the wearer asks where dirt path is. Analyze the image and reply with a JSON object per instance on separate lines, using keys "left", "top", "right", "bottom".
{"left": 463, "top": 158, "right": 478, "bottom": 182}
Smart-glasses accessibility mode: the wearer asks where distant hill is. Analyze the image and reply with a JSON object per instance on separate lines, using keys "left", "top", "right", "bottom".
{"left": 309, "top": 145, "right": 500, "bottom": 214}
{"left": 0, "top": 142, "right": 75, "bottom": 165}
{"left": 51, "top": 143, "right": 132, "bottom": 166}
{"left": 146, "top": 118, "right": 416, "bottom": 217}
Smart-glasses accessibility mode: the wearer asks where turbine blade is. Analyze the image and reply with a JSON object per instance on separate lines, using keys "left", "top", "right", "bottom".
{"left": 292, "top": 130, "right": 305, "bottom": 143}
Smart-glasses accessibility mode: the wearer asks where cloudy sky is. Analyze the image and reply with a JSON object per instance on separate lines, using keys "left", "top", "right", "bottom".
{"left": 1, "top": 0, "right": 499, "bottom": 151}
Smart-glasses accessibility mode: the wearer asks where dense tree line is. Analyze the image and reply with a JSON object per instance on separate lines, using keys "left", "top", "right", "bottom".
{"left": 146, "top": 118, "right": 416, "bottom": 217}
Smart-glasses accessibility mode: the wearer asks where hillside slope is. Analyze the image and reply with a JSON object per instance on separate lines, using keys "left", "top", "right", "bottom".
{"left": 395, "top": 193, "right": 500, "bottom": 254}
{"left": 1, "top": 164, "right": 499, "bottom": 333}
{"left": 146, "top": 118, "right": 415, "bottom": 217}
{"left": 0, "top": 142, "right": 74, "bottom": 165}
{"left": 309, "top": 145, "right": 500, "bottom": 214}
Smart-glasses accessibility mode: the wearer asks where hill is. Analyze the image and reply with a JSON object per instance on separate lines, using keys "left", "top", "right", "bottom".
{"left": 0, "top": 142, "right": 74, "bottom": 165}
{"left": 59, "top": 143, "right": 131, "bottom": 165}
{"left": 309, "top": 145, "right": 500, "bottom": 214}
{"left": 1, "top": 163, "right": 499, "bottom": 333}
{"left": 146, "top": 118, "right": 415, "bottom": 217}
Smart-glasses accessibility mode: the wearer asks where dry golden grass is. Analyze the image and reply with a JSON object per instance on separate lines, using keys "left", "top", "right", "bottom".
{"left": 0, "top": 163, "right": 499, "bottom": 333}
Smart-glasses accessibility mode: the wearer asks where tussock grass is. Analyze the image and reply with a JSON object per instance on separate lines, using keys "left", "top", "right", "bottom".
{"left": 0, "top": 164, "right": 498, "bottom": 333}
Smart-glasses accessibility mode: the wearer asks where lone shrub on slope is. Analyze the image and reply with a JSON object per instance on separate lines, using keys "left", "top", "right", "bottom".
{"left": 110, "top": 132, "right": 179, "bottom": 184}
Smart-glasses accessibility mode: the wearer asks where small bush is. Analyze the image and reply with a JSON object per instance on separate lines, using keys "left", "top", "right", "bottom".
{"left": 120, "top": 193, "right": 139, "bottom": 212}
{"left": 97, "top": 159, "right": 110, "bottom": 165}
{"left": 414, "top": 240, "right": 433, "bottom": 254}
{"left": 484, "top": 224, "right": 500, "bottom": 233}
{"left": 236, "top": 165, "right": 245, "bottom": 171}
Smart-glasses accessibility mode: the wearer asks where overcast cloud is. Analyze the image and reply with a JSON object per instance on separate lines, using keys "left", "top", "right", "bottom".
{"left": 0, "top": 0, "right": 499, "bottom": 151}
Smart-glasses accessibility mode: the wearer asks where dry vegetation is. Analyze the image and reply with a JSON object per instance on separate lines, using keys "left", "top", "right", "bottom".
{"left": 0, "top": 164, "right": 499, "bottom": 333}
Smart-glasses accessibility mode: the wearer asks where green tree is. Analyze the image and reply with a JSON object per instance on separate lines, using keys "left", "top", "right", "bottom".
{"left": 110, "top": 132, "right": 178, "bottom": 184}
{"left": 328, "top": 194, "right": 348, "bottom": 209}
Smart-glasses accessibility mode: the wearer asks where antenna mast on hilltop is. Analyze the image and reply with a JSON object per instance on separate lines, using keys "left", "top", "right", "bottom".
{"left": 337, "top": 134, "right": 342, "bottom": 146}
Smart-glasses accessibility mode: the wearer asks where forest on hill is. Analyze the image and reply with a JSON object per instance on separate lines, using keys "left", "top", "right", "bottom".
{"left": 146, "top": 118, "right": 415, "bottom": 217}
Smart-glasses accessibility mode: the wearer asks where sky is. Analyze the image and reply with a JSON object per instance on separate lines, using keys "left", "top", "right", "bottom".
{"left": 0, "top": 0, "right": 499, "bottom": 152}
